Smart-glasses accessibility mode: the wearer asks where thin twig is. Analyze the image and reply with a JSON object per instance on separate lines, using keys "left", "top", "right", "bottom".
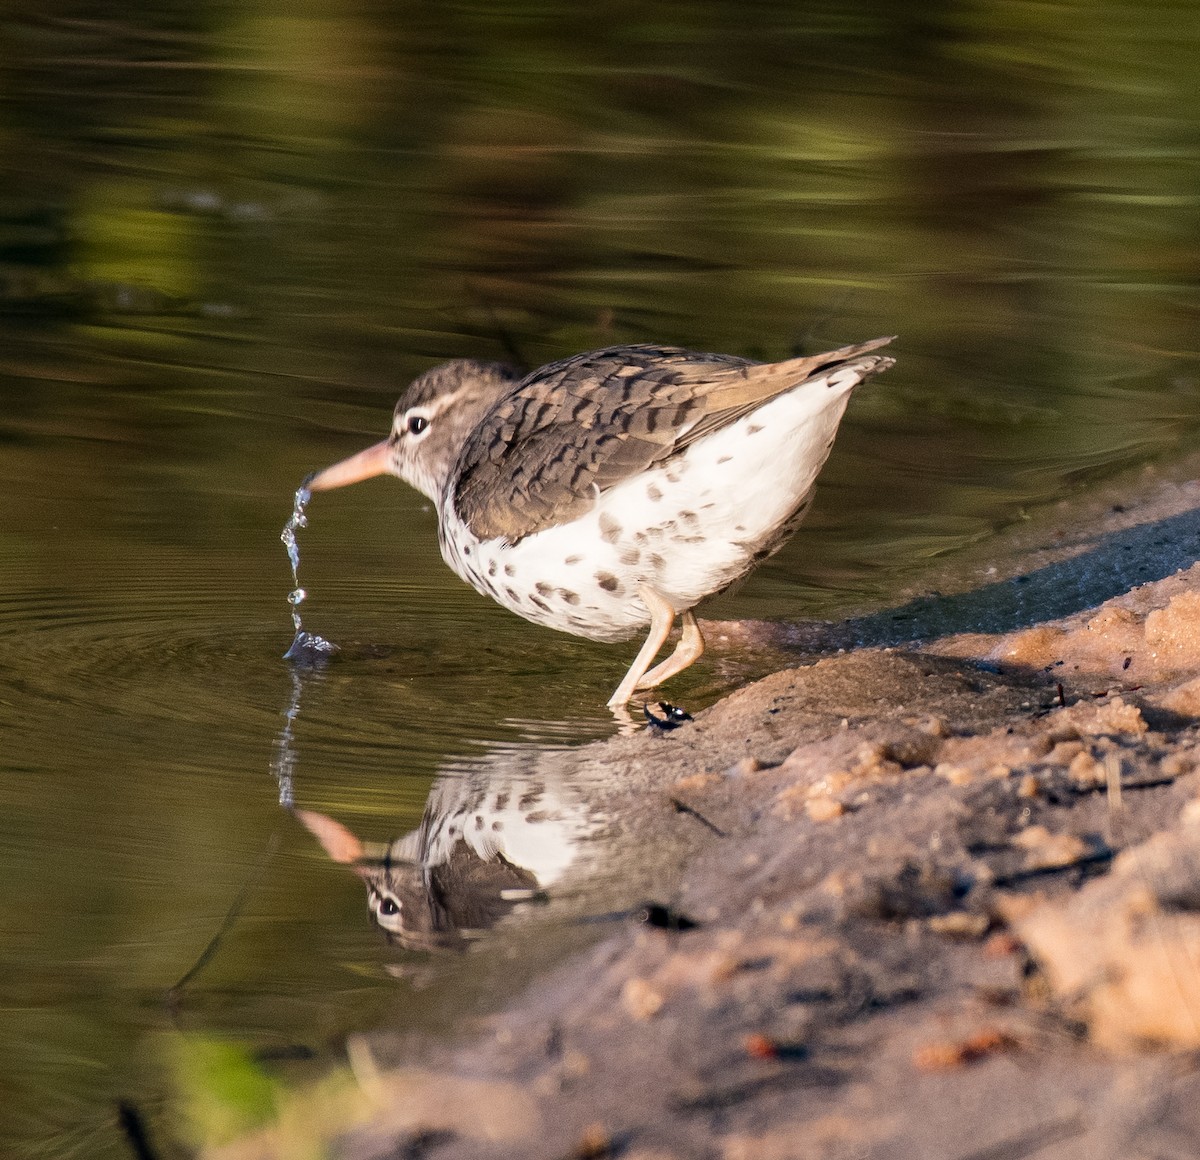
{"left": 166, "top": 831, "right": 281, "bottom": 1006}
{"left": 1105, "top": 751, "right": 1124, "bottom": 847}
{"left": 670, "top": 797, "right": 727, "bottom": 837}
{"left": 953, "top": 1113, "right": 1084, "bottom": 1160}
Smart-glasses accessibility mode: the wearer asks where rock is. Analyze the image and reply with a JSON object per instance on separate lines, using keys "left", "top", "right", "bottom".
{"left": 1145, "top": 591, "right": 1200, "bottom": 674}
{"left": 1010, "top": 825, "right": 1090, "bottom": 871}
{"left": 1157, "top": 676, "right": 1200, "bottom": 717}
{"left": 805, "top": 798, "right": 846, "bottom": 823}
{"left": 622, "top": 977, "right": 666, "bottom": 1021}
{"left": 1012, "top": 826, "right": 1200, "bottom": 1049}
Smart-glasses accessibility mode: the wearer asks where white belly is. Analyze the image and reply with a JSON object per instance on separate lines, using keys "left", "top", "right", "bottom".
{"left": 439, "top": 372, "right": 856, "bottom": 642}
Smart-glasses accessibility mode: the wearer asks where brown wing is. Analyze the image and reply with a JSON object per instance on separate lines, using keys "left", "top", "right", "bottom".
{"left": 451, "top": 338, "right": 894, "bottom": 543}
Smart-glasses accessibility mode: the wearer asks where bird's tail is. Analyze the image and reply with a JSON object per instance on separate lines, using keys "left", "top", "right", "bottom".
{"left": 693, "top": 335, "right": 896, "bottom": 423}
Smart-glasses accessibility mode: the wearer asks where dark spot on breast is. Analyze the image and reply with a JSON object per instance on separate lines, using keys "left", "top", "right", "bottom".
{"left": 564, "top": 554, "right": 582, "bottom": 565}
{"left": 474, "top": 816, "right": 484, "bottom": 830}
{"left": 734, "top": 525, "right": 746, "bottom": 533}
{"left": 717, "top": 455, "right": 732, "bottom": 465}
{"left": 506, "top": 586, "right": 522, "bottom": 602}
{"left": 491, "top": 820, "right": 503, "bottom": 831}
{"left": 634, "top": 531, "right": 647, "bottom": 545}
{"left": 494, "top": 793, "right": 509, "bottom": 809}
{"left": 649, "top": 552, "right": 666, "bottom": 570}
{"left": 647, "top": 483, "right": 663, "bottom": 501}
{"left": 619, "top": 547, "right": 640, "bottom": 566}
{"left": 504, "top": 563, "right": 516, "bottom": 577}
{"left": 599, "top": 513, "right": 622, "bottom": 543}
{"left": 558, "top": 588, "right": 580, "bottom": 605}
{"left": 596, "top": 571, "right": 621, "bottom": 593}
{"left": 531, "top": 595, "right": 551, "bottom": 612}
{"left": 680, "top": 510, "right": 698, "bottom": 525}
{"left": 463, "top": 544, "right": 471, "bottom": 554}
{"left": 519, "top": 785, "right": 544, "bottom": 808}
{"left": 747, "top": 424, "right": 763, "bottom": 435}
{"left": 536, "top": 581, "right": 553, "bottom": 596}
{"left": 487, "top": 561, "right": 497, "bottom": 577}
{"left": 825, "top": 438, "right": 835, "bottom": 449}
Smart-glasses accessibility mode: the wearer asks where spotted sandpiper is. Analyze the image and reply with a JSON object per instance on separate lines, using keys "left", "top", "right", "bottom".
{"left": 307, "top": 337, "right": 895, "bottom": 707}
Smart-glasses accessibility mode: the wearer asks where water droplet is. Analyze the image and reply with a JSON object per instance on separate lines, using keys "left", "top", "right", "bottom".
{"left": 281, "top": 482, "right": 337, "bottom": 660}
{"left": 283, "top": 630, "right": 340, "bottom": 664}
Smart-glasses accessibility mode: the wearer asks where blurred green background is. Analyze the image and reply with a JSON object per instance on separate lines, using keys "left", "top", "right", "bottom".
{"left": 2, "top": 2, "right": 1200, "bottom": 1156}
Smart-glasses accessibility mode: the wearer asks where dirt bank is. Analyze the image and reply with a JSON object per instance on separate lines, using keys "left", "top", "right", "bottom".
{"left": 217, "top": 467, "right": 1200, "bottom": 1160}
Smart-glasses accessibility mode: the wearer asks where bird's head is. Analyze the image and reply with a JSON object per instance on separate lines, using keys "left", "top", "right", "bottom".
{"left": 307, "top": 359, "right": 521, "bottom": 504}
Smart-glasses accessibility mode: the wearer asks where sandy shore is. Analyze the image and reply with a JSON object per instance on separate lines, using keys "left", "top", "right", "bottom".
{"left": 216, "top": 462, "right": 1200, "bottom": 1160}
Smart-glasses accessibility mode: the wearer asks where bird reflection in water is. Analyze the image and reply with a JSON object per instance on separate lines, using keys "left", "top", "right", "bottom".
{"left": 272, "top": 577, "right": 604, "bottom": 953}
{"left": 292, "top": 762, "right": 604, "bottom": 952}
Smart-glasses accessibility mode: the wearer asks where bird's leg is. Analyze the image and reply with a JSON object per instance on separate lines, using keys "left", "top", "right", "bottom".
{"left": 634, "top": 610, "right": 705, "bottom": 691}
{"left": 607, "top": 584, "right": 677, "bottom": 708}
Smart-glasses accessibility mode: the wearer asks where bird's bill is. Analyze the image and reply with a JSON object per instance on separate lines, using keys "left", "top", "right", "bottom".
{"left": 293, "top": 808, "right": 364, "bottom": 863}
{"left": 292, "top": 809, "right": 400, "bottom": 881}
{"left": 307, "top": 439, "right": 391, "bottom": 491}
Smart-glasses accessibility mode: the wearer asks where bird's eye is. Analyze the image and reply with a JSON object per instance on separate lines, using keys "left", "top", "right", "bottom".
{"left": 406, "top": 414, "right": 430, "bottom": 436}
{"left": 379, "top": 897, "right": 400, "bottom": 916}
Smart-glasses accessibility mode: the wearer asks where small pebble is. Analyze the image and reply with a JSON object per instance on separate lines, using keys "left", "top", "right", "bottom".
{"left": 622, "top": 978, "right": 665, "bottom": 1020}
{"left": 805, "top": 798, "right": 845, "bottom": 823}
{"left": 742, "top": 1032, "right": 779, "bottom": 1059}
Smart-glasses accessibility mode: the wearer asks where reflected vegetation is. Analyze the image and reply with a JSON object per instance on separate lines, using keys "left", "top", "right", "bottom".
{"left": 2, "top": 0, "right": 1200, "bottom": 1156}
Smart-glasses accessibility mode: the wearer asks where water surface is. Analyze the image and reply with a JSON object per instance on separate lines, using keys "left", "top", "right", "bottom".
{"left": 3, "top": 3, "right": 1200, "bottom": 1155}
